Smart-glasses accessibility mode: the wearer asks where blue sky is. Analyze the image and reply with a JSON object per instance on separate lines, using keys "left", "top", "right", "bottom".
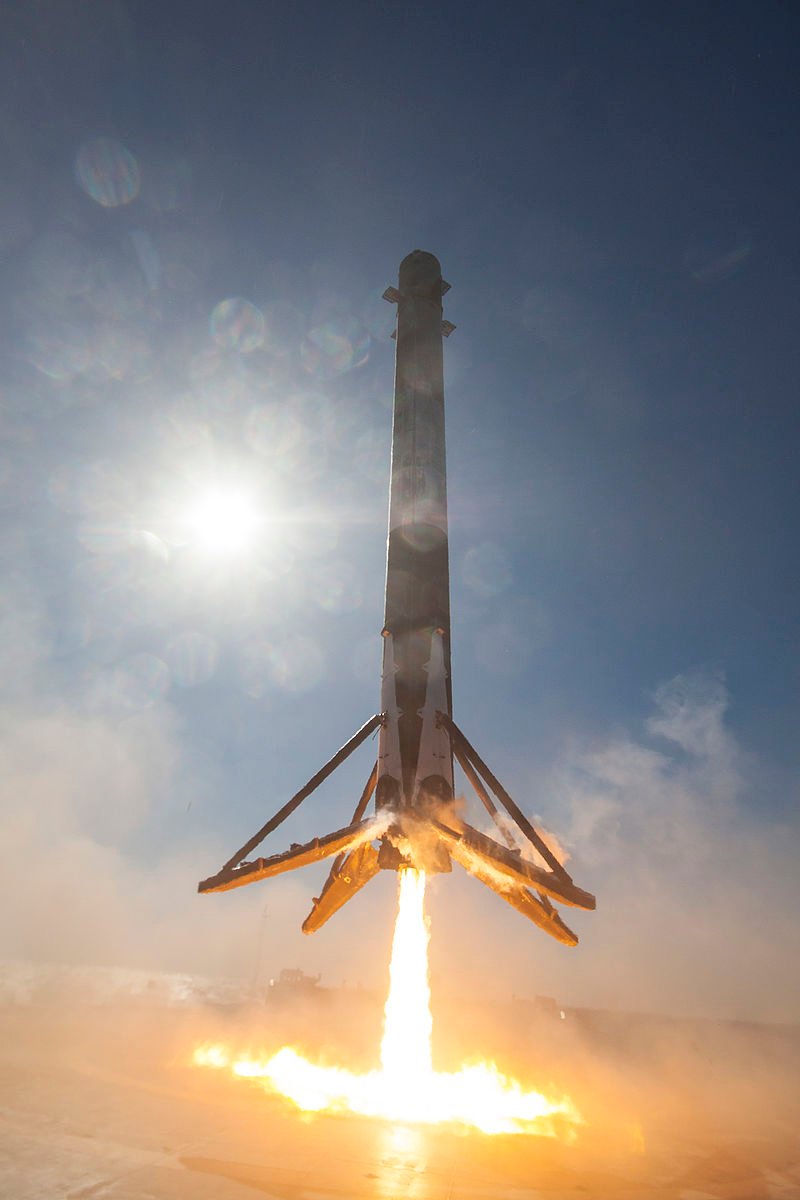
{"left": 1, "top": 2, "right": 798, "bottom": 1020}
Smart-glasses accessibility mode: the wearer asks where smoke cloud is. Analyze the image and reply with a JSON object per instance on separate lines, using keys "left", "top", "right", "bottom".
{"left": 0, "top": 555, "right": 797, "bottom": 1030}
{"left": 550, "top": 670, "right": 798, "bottom": 1022}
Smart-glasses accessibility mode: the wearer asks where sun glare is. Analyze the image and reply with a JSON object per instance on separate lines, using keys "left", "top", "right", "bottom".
{"left": 183, "top": 488, "right": 262, "bottom": 558}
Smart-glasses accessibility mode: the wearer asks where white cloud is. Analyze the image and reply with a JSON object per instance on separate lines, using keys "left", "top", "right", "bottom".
{"left": 554, "top": 672, "right": 800, "bottom": 1022}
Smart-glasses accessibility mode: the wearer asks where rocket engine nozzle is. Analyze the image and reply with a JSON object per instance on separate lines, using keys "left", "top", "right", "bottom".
{"left": 376, "top": 804, "right": 455, "bottom": 875}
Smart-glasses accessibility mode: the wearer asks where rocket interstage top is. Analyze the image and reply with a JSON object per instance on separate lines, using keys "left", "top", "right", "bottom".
{"left": 198, "top": 252, "right": 595, "bottom": 947}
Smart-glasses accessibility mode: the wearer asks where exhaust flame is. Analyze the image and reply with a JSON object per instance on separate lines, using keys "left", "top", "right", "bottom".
{"left": 194, "top": 869, "right": 581, "bottom": 1136}
{"left": 380, "top": 867, "right": 433, "bottom": 1087}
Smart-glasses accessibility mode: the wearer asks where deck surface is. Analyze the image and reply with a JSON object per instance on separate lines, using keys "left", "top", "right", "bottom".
{"left": 1, "top": 997, "right": 797, "bottom": 1200}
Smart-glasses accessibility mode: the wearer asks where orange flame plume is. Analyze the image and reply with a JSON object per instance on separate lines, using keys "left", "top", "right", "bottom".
{"left": 194, "top": 870, "right": 581, "bottom": 1136}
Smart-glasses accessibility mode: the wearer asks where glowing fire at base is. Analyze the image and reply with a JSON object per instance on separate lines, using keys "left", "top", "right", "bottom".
{"left": 194, "top": 869, "right": 582, "bottom": 1136}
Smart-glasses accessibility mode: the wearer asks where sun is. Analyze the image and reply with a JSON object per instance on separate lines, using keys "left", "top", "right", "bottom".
{"left": 182, "top": 488, "right": 263, "bottom": 558}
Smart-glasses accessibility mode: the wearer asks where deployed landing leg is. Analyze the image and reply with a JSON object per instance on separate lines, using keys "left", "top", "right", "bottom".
{"left": 432, "top": 712, "right": 594, "bottom": 943}
{"left": 197, "top": 709, "right": 595, "bottom": 947}
{"left": 198, "top": 715, "right": 383, "bottom": 895}
{"left": 302, "top": 763, "right": 381, "bottom": 933}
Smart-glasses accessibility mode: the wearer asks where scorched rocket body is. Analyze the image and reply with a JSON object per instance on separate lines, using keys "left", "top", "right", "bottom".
{"left": 198, "top": 252, "right": 595, "bottom": 946}
{"left": 376, "top": 251, "right": 454, "bottom": 867}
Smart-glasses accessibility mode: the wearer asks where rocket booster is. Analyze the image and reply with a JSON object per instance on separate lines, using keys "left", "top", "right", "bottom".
{"left": 377, "top": 251, "right": 455, "bottom": 866}
{"left": 198, "top": 252, "right": 595, "bottom": 947}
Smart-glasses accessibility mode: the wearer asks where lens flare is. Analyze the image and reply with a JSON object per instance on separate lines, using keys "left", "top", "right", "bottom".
{"left": 210, "top": 298, "right": 265, "bottom": 354}
{"left": 301, "top": 315, "right": 370, "bottom": 377}
{"left": 194, "top": 870, "right": 581, "bottom": 1136}
{"left": 75, "top": 137, "right": 140, "bottom": 208}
